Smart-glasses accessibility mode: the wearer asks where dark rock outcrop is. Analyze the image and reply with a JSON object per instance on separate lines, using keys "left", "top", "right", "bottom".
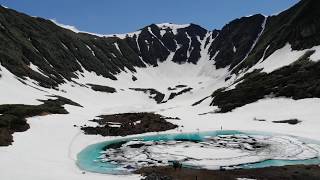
{"left": 210, "top": 51, "right": 320, "bottom": 112}
{"left": 138, "top": 165, "right": 320, "bottom": 180}
{"left": 0, "top": 96, "right": 81, "bottom": 146}
{"left": 81, "top": 112, "right": 177, "bottom": 136}
{"left": 273, "top": 119, "right": 301, "bottom": 125}
{"left": 129, "top": 88, "right": 165, "bottom": 103}
{"left": 208, "top": 14, "right": 266, "bottom": 69}
{"left": 87, "top": 83, "right": 116, "bottom": 93}
{"left": 234, "top": 0, "right": 320, "bottom": 72}
{"left": 168, "top": 87, "right": 193, "bottom": 100}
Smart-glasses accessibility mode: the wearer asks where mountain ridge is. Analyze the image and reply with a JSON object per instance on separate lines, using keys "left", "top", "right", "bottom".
{"left": 0, "top": 0, "right": 320, "bottom": 111}
{"left": 2, "top": 2, "right": 320, "bottom": 179}
{"left": 0, "top": 5, "right": 267, "bottom": 88}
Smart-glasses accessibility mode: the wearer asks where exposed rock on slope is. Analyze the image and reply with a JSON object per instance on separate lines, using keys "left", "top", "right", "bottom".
{"left": 1, "top": 0, "right": 320, "bottom": 113}
{"left": 211, "top": 51, "right": 320, "bottom": 112}
{"left": 0, "top": 6, "right": 209, "bottom": 88}
{"left": 87, "top": 83, "right": 116, "bottom": 93}
{"left": 210, "top": 0, "right": 320, "bottom": 111}
{"left": 233, "top": 0, "right": 320, "bottom": 72}
{"left": 208, "top": 14, "right": 266, "bottom": 69}
{"left": 0, "top": 96, "right": 81, "bottom": 146}
{"left": 81, "top": 112, "right": 178, "bottom": 136}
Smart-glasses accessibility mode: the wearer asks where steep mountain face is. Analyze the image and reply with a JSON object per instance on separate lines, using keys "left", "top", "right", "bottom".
{"left": 123, "top": 23, "right": 208, "bottom": 65}
{"left": 0, "top": 7, "right": 210, "bottom": 88}
{"left": 0, "top": 6, "right": 142, "bottom": 88}
{"left": 0, "top": 4, "right": 269, "bottom": 89}
{"left": 207, "top": 14, "right": 266, "bottom": 69}
{"left": 211, "top": 53, "right": 320, "bottom": 112}
{"left": 234, "top": 0, "right": 320, "bottom": 72}
{"left": 0, "top": 0, "right": 320, "bottom": 111}
{"left": 209, "top": 0, "right": 320, "bottom": 112}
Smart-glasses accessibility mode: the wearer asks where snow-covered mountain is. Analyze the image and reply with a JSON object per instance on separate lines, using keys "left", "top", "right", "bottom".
{"left": 1, "top": 0, "right": 320, "bottom": 179}
{"left": 1, "top": 0, "right": 319, "bottom": 108}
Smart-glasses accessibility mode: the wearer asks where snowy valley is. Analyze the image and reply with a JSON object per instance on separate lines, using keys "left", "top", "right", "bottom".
{"left": 1, "top": 0, "right": 320, "bottom": 179}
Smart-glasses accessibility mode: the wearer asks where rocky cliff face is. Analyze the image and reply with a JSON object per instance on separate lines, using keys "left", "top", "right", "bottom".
{"left": 208, "top": 14, "right": 266, "bottom": 69}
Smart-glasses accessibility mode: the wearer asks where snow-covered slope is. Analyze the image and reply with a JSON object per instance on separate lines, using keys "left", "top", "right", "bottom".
{"left": 1, "top": 45, "right": 320, "bottom": 180}
{"left": 1, "top": 0, "right": 320, "bottom": 179}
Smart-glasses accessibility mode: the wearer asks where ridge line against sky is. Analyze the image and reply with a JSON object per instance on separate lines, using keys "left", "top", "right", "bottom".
{"left": 0, "top": 0, "right": 299, "bottom": 35}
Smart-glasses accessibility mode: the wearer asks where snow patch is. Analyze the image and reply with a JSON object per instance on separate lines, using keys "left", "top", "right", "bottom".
{"left": 28, "top": 62, "right": 49, "bottom": 78}
{"left": 231, "top": 16, "right": 267, "bottom": 72}
{"left": 250, "top": 43, "right": 320, "bottom": 73}
{"left": 50, "top": 19, "right": 81, "bottom": 33}
{"left": 114, "top": 43, "right": 122, "bottom": 55}
{"left": 85, "top": 45, "right": 96, "bottom": 56}
{"left": 157, "top": 23, "right": 190, "bottom": 35}
{"left": 310, "top": 46, "right": 320, "bottom": 62}
{"left": 0, "top": 4, "right": 9, "bottom": 9}
{"left": 147, "top": 27, "right": 169, "bottom": 52}
{"left": 186, "top": 32, "right": 192, "bottom": 59}
{"left": 61, "top": 42, "right": 69, "bottom": 50}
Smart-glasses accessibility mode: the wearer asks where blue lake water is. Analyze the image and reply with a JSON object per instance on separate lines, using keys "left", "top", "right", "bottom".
{"left": 76, "top": 130, "right": 320, "bottom": 174}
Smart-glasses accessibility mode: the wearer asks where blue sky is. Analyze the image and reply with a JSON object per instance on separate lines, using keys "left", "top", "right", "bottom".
{"left": 0, "top": 0, "right": 299, "bottom": 34}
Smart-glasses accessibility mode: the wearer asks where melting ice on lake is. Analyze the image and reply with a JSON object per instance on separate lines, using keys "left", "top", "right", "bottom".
{"left": 77, "top": 130, "right": 320, "bottom": 174}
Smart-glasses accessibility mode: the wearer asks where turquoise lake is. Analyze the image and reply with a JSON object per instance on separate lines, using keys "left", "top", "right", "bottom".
{"left": 76, "top": 130, "right": 320, "bottom": 174}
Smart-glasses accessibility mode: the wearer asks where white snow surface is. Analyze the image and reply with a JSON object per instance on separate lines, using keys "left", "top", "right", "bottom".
{"left": 249, "top": 43, "right": 320, "bottom": 73}
{"left": 157, "top": 23, "right": 190, "bottom": 35}
{"left": 1, "top": 4, "right": 9, "bottom": 9}
{"left": 51, "top": 19, "right": 81, "bottom": 33}
{"left": 1, "top": 36, "right": 320, "bottom": 179}
{"left": 85, "top": 44, "right": 96, "bottom": 56}
{"left": 28, "top": 62, "right": 49, "bottom": 78}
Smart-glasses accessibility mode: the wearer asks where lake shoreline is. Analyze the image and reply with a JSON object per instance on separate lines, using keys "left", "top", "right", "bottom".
{"left": 137, "top": 164, "right": 320, "bottom": 180}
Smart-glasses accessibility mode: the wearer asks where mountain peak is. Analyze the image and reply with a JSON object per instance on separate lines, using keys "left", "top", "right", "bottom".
{"left": 156, "top": 23, "right": 191, "bottom": 30}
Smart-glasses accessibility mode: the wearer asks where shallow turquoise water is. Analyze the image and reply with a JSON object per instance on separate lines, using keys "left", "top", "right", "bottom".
{"left": 76, "top": 130, "right": 320, "bottom": 174}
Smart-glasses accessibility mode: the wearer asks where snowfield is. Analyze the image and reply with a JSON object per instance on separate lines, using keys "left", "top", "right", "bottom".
{"left": 1, "top": 38, "right": 320, "bottom": 180}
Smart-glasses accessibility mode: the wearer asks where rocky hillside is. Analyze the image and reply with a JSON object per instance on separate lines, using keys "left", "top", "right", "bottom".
{"left": 0, "top": 6, "right": 209, "bottom": 88}
{"left": 0, "top": 0, "right": 320, "bottom": 111}
{"left": 233, "top": 0, "right": 320, "bottom": 73}
{"left": 0, "top": 3, "right": 270, "bottom": 89}
{"left": 210, "top": 0, "right": 320, "bottom": 112}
